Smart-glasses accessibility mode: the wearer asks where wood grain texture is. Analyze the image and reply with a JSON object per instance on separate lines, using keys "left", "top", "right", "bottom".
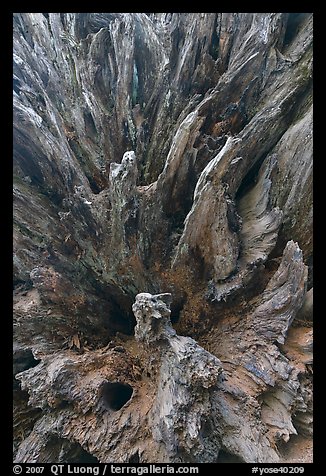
{"left": 13, "top": 13, "right": 313, "bottom": 463}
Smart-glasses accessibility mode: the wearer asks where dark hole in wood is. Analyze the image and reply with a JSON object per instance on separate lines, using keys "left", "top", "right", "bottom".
{"left": 200, "top": 419, "right": 213, "bottom": 438}
{"left": 129, "top": 451, "right": 140, "bottom": 463}
{"left": 283, "top": 13, "right": 310, "bottom": 49}
{"left": 101, "top": 381, "right": 133, "bottom": 411}
{"left": 217, "top": 449, "right": 244, "bottom": 463}
{"left": 235, "top": 153, "right": 267, "bottom": 201}
{"left": 83, "top": 110, "right": 97, "bottom": 138}
{"left": 13, "top": 78, "right": 21, "bottom": 94}
{"left": 14, "top": 349, "right": 41, "bottom": 375}
{"left": 170, "top": 297, "right": 186, "bottom": 324}
{"left": 45, "top": 436, "right": 100, "bottom": 463}
{"left": 209, "top": 17, "right": 220, "bottom": 61}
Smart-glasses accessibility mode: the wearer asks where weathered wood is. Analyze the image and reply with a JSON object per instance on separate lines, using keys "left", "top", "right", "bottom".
{"left": 13, "top": 13, "right": 313, "bottom": 463}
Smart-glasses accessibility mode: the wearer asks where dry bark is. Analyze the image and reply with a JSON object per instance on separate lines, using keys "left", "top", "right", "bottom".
{"left": 13, "top": 13, "right": 313, "bottom": 463}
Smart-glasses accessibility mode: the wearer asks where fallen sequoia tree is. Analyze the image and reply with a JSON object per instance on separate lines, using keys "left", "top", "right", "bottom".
{"left": 13, "top": 13, "right": 313, "bottom": 463}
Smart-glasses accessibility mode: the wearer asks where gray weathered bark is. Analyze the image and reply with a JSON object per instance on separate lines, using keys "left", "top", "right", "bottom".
{"left": 13, "top": 13, "right": 312, "bottom": 463}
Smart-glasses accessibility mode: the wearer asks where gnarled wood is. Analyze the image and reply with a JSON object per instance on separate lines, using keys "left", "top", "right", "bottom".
{"left": 13, "top": 13, "right": 313, "bottom": 463}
